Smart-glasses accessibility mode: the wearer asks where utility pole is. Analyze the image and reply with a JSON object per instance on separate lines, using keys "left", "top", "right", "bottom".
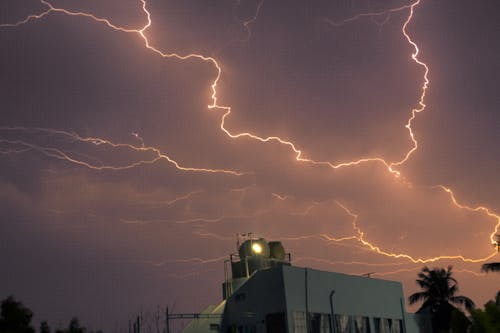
{"left": 165, "top": 307, "right": 170, "bottom": 333}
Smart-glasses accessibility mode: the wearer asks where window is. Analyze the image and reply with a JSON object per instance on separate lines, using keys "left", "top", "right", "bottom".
{"left": 374, "top": 318, "right": 403, "bottom": 333}
{"left": 389, "top": 319, "right": 402, "bottom": 333}
{"left": 334, "top": 314, "right": 351, "bottom": 333}
{"left": 309, "top": 313, "right": 330, "bottom": 333}
{"left": 353, "top": 316, "right": 371, "bottom": 333}
{"left": 374, "top": 318, "right": 389, "bottom": 333}
{"left": 293, "top": 312, "right": 307, "bottom": 333}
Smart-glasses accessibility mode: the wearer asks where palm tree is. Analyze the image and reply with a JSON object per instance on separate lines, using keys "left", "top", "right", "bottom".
{"left": 409, "top": 266, "right": 474, "bottom": 332}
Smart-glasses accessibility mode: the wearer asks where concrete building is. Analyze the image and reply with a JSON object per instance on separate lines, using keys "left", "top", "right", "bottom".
{"left": 180, "top": 237, "right": 431, "bottom": 333}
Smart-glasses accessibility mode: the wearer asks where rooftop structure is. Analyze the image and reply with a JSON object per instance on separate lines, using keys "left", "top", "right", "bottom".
{"left": 179, "top": 236, "right": 431, "bottom": 333}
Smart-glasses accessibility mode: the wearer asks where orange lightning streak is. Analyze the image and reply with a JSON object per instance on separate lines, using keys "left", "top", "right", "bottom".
{"left": 320, "top": 1, "right": 499, "bottom": 263}
{"left": 163, "top": 190, "right": 205, "bottom": 206}
{"left": 145, "top": 255, "right": 227, "bottom": 267}
{"left": 0, "top": 127, "right": 244, "bottom": 174}
{"left": 271, "top": 193, "right": 292, "bottom": 201}
{"left": 325, "top": 1, "right": 428, "bottom": 168}
{"left": 323, "top": 4, "right": 411, "bottom": 27}
{"left": 1, "top": 0, "right": 499, "bottom": 264}
{"left": 238, "top": 0, "right": 265, "bottom": 42}
{"left": 335, "top": 201, "right": 497, "bottom": 264}
{"left": 389, "top": 0, "right": 430, "bottom": 168}
{"left": 372, "top": 267, "right": 486, "bottom": 278}
{"left": 294, "top": 256, "right": 412, "bottom": 268}
{"left": 437, "top": 185, "right": 500, "bottom": 245}
{"left": 0, "top": 2, "right": 405, "bottom": 176}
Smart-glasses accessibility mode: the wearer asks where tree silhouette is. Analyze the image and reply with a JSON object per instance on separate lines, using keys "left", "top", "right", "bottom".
{"left": 0, "top": 296, "right": 35, "bottom": 333}
{"left": 481, "top": 262, "right": 500, "bottom": 273}
{"left": 55, "top": 318, "right": 87, "bottom": 333}
{"left": 470, "top": 292, "right": 500, "bottom": 333}
{"left": 40, "top": 321, "right": 51, "bottom": 333}
{"left": 409, "top": 266, "right": 474, "bottom": 332}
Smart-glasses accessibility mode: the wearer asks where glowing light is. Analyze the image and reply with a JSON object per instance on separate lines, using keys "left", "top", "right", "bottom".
{"left": 252, "top": 243, "right": 262, "bottom": 254}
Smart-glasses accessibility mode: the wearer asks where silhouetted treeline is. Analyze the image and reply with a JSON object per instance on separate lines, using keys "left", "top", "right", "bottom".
{"left": 409, "top": 266, "right": 500, "bottom": 332}
{"left": 0, "top": 296, "right": 102, "bottom": 333}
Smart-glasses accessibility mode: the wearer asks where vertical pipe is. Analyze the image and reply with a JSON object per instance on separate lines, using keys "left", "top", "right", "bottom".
{"left": 329, "top": 290, "right": 336, "bottom": 333}
{"left": 245, "top": 256, "right": 249, "bottom": 278}
{"left": 399, "top": 298, "right": 407, "bottom": 333}
{"left": 224, "top": 259, "right": 228, "bottom": 299}
{"left": 305, "top": 268, "right": 309, "bottom": 333}
{"left": 166, "top": 307, "right": 170, "bottom": 333}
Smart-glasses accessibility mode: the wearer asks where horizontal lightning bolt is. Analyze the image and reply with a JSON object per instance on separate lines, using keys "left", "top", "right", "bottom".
{"left": 294, "top": 256, "right": 412, "bottom": 268}
{"left": 335, "top": 201, "right": 497, "bottom": 264}
{"left": 0, "top": 127, "right": 244, "bottom": 174}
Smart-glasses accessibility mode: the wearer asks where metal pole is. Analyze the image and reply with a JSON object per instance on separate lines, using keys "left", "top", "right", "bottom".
{"left": 166, "top": 307, "right": 170, "bottom": 333}
{"left": 399, "top": 298, "right": 407, "bottom": 333}
{"left": 245, "top": 256, "right": 249, "bottom": 278}
{"left": 329, "top": 290, "right": 336, "bottom": 333}
{"left": 305, "top": 268, "right": 309, "bottom": 333}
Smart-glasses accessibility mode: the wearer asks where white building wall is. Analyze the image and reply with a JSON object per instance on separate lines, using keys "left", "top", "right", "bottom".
{"left": 282, "top": 266, "right": 410, "bottom": 332}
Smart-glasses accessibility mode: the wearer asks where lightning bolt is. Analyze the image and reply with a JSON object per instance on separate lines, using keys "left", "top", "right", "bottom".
{"left": 145, "top": 255, "right": 226, "bottom": 267}
{"left": 0, "top": 127, "right": 244, "bottom": 174}
{"left": 372, "top": 267, "right": 487, "bottom": 278}
{"left": 1, "top": 0, "right": 499, "bottom": 266}
{"left": 271, "top": 193, "right": 292, "bottom": 201}
{"left": 335, "top": 201, "right": 497, "bottom": 264}
{"left": 162, "top": 190, "right": 205, "bottom": 206}
{"left": 436, "top": 185, "right": 500, "bottom": 246}
{"left": 294, "top": 256, "right": 412, "bottom": 268}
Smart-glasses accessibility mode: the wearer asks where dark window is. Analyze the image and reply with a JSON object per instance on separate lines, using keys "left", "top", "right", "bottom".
{"left": 266, "top": 312, "right": 286, "bottom": 333}
{"left": 353, "top": 316, "right": 371, "bottom": 333}
{"left": 309, "top": 313, "right": 330, "bottom": 333}
{"left": 374, "top": 318, "right": 402, "bottom": 333}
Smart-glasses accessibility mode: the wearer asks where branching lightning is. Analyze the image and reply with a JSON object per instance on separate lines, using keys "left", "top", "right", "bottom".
{"left": 1, "top": 0, "right": 499, "bottom": 269}
{"left": 0, "top": 127, "right": 244, "bottom": 174}
{"left": 334, "top": 201, "right": 497, "bottom": 264}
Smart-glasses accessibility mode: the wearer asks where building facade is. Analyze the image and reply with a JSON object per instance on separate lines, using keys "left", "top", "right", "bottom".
{"left": 181, "top": 238, "right": 431, "bottom": 333}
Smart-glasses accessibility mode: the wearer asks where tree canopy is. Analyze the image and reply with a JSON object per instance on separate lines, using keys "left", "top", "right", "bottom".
{"left": 0, "top": 296, "right": 35, "bottom": 333}
{"left": 409, "top": 266, "right": 474, "bottom": 332}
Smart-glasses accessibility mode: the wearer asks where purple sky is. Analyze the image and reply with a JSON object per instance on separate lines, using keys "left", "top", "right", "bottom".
{"left": 1, "top": 0, "right": 499, "bottom": 331}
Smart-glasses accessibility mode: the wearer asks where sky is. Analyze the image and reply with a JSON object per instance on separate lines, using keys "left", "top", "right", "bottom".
{"left": 1, "top": 0, "right": 499, "bottom": 331}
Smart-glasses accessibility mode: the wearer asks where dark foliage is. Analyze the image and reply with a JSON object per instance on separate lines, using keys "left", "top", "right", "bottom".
{"left": 481, "top": 262, "right": 500, "bottom": 273}
{"left": 0, "top": 296, "right": 35, "bottom": 333}
{"left": 408, "top": 266, "right": 474, "bottom": 332}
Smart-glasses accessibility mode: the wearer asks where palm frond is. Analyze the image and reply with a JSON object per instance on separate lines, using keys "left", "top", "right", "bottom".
{"left": 481, "top": 262, "right": 500, "bottom": 273}
{"left": 409, "top": 291, "right": 427, "bottom": 305}
{"left": 450, "top": 296, "right": 475, "bottom": 311}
